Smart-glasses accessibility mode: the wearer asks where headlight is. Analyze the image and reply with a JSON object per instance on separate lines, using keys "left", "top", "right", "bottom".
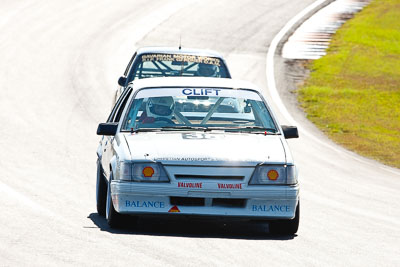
{"left": 116, "top": 162, "right": 169, "bottom": 182}
{"left": 249, "top": 165, "right": 297, "bottom": 185}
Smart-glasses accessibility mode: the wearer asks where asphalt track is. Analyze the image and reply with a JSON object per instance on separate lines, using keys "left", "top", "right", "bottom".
{"left": 0, "top": 0, "right": 399, "bottom": 266}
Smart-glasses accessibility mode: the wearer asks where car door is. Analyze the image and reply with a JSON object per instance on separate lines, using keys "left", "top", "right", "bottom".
{"left": 101, "top": 88, "right": 133, "bottom": 180}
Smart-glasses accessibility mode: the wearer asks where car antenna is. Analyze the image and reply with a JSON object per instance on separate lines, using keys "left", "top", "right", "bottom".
{"left": 179, "top": 35, "right": 182, "bottom": 50}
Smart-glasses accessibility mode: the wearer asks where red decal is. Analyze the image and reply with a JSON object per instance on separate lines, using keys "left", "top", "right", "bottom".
{"left": 178, "top": 182, "right": 202, "bottom": 188}
{"left": 217, "top": 183, "right": 243, "bottom": 189}
{"left": 168, "top": 206, "right": 180, "bottom": 213}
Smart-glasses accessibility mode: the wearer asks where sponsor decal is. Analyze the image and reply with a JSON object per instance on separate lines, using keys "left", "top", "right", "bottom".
{"left": 182, "top": 88, "right": 221, "bottom": 96}
{"left": 181, "top": 133, "right": 216, "bottom": 140}
{"left": 141, "top": 54, "right": 221, "bottom": 66}
{"left": 125, "top": 200, "right": 165, "bottom": 209}
{"left": 178, "top": 182, "right": 203, "bottom": 188}
{"left": 155, "top": 157, "right": 215, "bottom": 161}
{"left": 252, "top": 205, "right": 290, "bottom": 212}
{"left": 142, "top": 166, "right": 154, "bottom": 177}
{"left": 168, "top": 206, "right": 180, "bottom": 213}
{"left": 218, "top": 183, "right": 243, "bottom": 189}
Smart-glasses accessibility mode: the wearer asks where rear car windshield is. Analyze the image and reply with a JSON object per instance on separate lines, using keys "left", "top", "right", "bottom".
{"left": 122, "top": 87, "right": 277, "bottom": 132}
{"left": 127, "top": 53, "right": 230, "bottom": 82}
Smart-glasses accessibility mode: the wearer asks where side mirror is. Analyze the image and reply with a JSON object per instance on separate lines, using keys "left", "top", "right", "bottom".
{"left": 118, "top": 76, "right": 127, "bottom": 87}
{"left": 97, "top": 122, "right": 118, "bottom": 136}
{"left": 281, "top": 125, "right": 299, "bottom": 139}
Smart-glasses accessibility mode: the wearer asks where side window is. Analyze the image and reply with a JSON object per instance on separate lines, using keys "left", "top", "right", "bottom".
{"left": 114, "top": 90, "right": 132, "bottom": 122}
{"left": 124, "top": 52, "right": 137, "bottom": 76}
{"left": 219, "top": 61, "right": 231, "bottom": 78}
{"left": 107, "top": 88, "right": 132, "bottom": 122}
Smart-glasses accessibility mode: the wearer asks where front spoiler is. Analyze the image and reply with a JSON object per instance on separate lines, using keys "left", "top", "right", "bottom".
{"left": 111, "top": 181, "right": 299, "bottom": 220}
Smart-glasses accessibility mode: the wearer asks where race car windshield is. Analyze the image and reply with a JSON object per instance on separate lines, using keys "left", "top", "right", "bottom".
{"left": 122, "top": 87, "right": 278, "bottom": 133}
{"left": 127, "top": 53, "right": 230, "bottom": 82}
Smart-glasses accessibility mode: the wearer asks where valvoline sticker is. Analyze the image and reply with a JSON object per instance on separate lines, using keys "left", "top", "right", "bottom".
{"left": 168, "top": 206, "right": 180, "bottom": 213}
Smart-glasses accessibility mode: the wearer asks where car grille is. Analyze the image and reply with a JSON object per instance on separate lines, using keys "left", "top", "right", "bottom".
{"left": 164, "top": 166, "right": 254, "bottom": 182}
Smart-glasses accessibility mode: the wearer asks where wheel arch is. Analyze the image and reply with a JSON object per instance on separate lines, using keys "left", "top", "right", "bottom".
{"left": 110, "top": 156, "right": 117, "bottom": 181}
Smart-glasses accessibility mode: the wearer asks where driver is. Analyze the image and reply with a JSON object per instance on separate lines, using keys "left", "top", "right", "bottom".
{"left": 196, "top": 63, "right": 218, "bottom": 77}
{"left": 139, "top": 96, "right": 175, "bottom": 123}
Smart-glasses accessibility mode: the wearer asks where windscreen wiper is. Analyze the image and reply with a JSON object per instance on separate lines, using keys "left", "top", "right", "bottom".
{"left": 127, "top": 128, "right": 162, "bottom": 133}
{"left": 243, "top": 126, "right": 277, "bottom": 132}
{"left": 161, "top": 126, "right": 212, "bottom": 131}
{"left": 224, "top": 126, "right": 278, "bottom": 134}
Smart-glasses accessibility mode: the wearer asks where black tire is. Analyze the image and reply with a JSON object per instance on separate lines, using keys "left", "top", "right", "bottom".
{"left": 96, "top": 159, "right": 107, "bottom": 216}
{"left": 269, "top": 202, "right": 300, "bottom": 235}
{"left": 106, "top": 172, "right": 124, "bottom": 228}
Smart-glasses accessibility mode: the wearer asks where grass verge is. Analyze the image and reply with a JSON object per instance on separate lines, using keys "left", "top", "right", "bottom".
{"left": 298, "top": 0, "right": 400, "bottom": 168}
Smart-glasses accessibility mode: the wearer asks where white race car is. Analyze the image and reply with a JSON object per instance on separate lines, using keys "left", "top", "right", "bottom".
{"left": 96, "top": 77, "right": 300, "bottom": 234}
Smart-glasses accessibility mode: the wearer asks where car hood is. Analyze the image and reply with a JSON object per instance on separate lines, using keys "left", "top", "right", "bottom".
{"left": 122, "top": 132, "right": 287, "bottom": 166}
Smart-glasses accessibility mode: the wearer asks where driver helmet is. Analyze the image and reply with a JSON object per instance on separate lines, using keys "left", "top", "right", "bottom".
{"left": 146, "top": 96, "right": 175, "bottom": 119}
{"left": 196, "top": 63, "right": 218, "bottom": 77}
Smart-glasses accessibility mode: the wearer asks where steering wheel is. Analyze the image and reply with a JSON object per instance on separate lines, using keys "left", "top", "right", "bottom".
{"left": 154, "top": 117, "right": 175, "bottom": 124}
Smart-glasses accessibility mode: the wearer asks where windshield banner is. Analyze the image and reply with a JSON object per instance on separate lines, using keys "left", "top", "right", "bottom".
{"left": 135, "top": 88, "right": 262, "bottom": 101}
{"left": 141, "top": 54, "right": 221, "bottom": 66}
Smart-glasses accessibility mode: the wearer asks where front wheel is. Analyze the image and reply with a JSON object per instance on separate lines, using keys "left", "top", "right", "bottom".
{"left": 106, "top": 173, "right": 124, "bottom": 228}
{"left": 269, "top": 202, "right": 300, "bottom": 235}
{"left": 96, "top": 159, "right": 107, "bottom": 216}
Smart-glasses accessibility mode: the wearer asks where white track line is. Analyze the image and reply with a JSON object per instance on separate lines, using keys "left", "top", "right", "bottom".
{"left": 266, "top": 0, "right": 400, "bottom": 175}
{"left": 267, "top": 0, "right": 329, "bottom": 126}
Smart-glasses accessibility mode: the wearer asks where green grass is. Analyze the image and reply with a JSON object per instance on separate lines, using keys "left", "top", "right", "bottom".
{"left": 298, "top": 0, "right": 400, "bottom": 168}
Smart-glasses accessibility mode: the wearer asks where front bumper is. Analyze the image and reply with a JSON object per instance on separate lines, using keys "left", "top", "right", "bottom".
{"left": 111, "top": 181, "right": 299, "bottom": 220}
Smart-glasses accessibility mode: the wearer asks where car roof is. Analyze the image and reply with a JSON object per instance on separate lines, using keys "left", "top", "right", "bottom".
{"left": 128, "top": 77, "right": 261, "bottom": 93}
{"left": 135, "top": 46, "right": 225, "bottom": 58}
